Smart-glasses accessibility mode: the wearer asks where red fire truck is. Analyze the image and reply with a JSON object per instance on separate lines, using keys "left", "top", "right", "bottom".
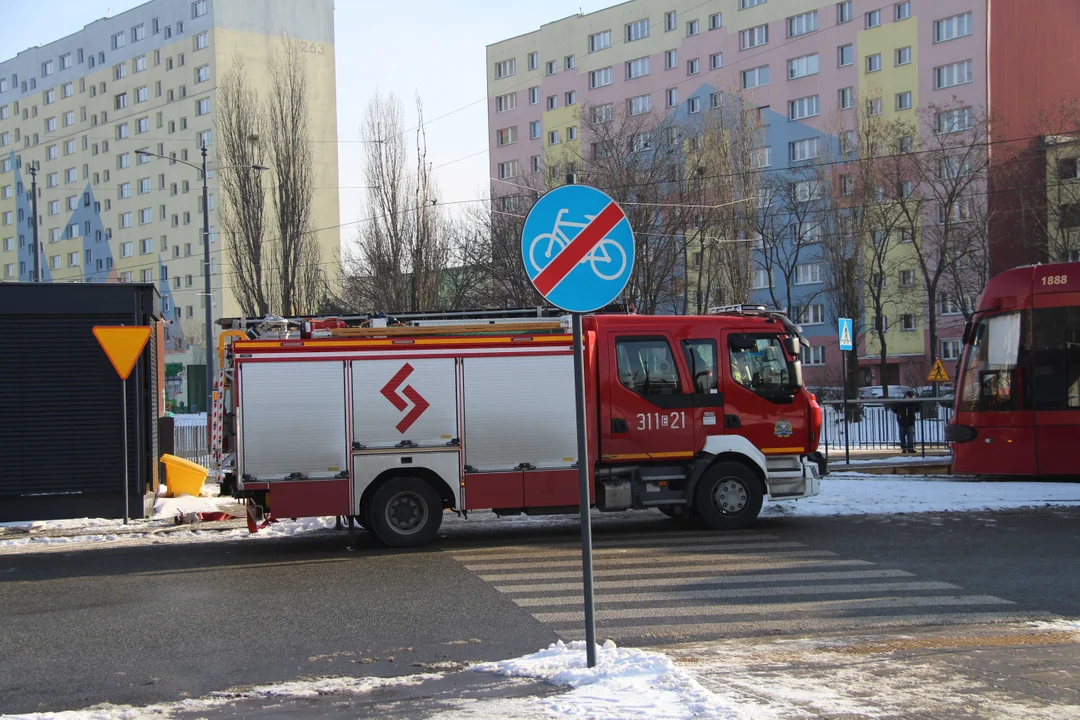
{"left": 215, "top": 307, "right": 824, "bottom": 547}
{"left": 948, "top": 261, "right": 1080, "bottom": 475}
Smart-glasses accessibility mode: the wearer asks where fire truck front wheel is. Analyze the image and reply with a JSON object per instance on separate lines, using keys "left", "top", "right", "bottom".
{"left": 369, "top": 476, "right": 443, "bottom": 548}
{"left": 693, "top": 462, "right": 764, "bottom": 530}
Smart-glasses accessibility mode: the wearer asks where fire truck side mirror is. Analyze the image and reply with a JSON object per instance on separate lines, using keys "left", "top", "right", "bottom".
{"left": 782, "top": 337, "right": 801, "bottom": 356}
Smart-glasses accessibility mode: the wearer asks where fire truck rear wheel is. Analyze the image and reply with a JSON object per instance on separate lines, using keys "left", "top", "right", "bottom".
{"left": 694, "top": 462, "right": 763, "bottom": 530}
{"left": 370, "top": 476, "right": 443, "bottom": 548}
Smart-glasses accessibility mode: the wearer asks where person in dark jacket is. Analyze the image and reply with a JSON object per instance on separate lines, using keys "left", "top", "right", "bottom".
{"left": 892, "top": 390, "right": 919, "bottom": 453}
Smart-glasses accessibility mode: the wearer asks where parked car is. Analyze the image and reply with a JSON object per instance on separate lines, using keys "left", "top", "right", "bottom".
{"left": 857, "top": 385, "right": 914, "bottom": 404}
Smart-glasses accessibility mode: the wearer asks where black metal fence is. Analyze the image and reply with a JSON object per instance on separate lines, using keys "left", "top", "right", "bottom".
{"left": 820, "top": 397, "right": 954, "bottom": 462}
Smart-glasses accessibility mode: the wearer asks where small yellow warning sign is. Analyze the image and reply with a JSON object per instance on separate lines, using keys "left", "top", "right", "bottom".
{"left": 927, "top": 357, "right": 950, "bottom": 383}
{"left": 93, "top": 326, "right": 153, "bottom": 380}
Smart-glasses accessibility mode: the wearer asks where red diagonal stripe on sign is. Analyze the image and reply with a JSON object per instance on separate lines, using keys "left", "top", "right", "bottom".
{"left": 397, "top": 384, "right": 430, "bottom": 433}
{"left": 381, "top": 363, "right": 413, "bottom": 411}
{"left": 533, "top": 202, "right": 625, "bottom": 296}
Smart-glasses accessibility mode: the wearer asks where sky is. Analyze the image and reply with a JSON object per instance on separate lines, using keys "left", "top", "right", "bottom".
{"left": 1, "top": 0, "right": 614, "bottom": 252}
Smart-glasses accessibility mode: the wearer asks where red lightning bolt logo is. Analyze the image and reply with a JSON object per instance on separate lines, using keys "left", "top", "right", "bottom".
{"left": 380, "top": 363, "right": 430, "bottom": 433}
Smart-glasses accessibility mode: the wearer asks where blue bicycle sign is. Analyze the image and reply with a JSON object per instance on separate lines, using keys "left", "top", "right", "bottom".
{"left": 521, "top": 185, "right": 635, "bottom": 313}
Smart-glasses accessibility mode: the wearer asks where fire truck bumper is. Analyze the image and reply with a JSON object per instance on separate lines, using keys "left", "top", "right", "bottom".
{"left": 764, "top": 455, "right": 822, "bottom": 501}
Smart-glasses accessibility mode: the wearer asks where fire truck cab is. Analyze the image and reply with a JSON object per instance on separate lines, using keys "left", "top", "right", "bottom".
{"left": 217, "top": 307, "right": 824, "bottom": 547}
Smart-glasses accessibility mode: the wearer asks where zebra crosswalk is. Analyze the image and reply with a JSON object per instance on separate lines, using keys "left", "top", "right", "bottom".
{"left": 448, "top": 529, "right": 1031, "bottom": 643}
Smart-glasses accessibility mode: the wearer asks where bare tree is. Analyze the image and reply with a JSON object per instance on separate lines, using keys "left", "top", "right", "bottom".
{"left": 267, "top": 37, "right": 324, "bottom": 315}
{"left": 345, "top": 92, "right": 450, "bottom": 313}
{"left": 892, "top": 102, "right": 993, "bottom": 376}
{"left": 217, "top": 55, "right": 269, "bottom": 317}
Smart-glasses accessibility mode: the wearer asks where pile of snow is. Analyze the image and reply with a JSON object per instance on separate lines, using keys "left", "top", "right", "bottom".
{"left": 763, "top": 476, "right": 1080, "bottom": 518}
{"left": 470, "top": 640, "right": 757, "bottom": 719}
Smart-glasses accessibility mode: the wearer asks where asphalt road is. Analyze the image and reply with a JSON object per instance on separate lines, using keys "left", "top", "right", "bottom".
{"left": 1, "top": 506, "right": 1079, "bottom": 716}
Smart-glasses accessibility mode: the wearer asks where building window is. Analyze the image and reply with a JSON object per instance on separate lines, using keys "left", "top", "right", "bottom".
{"left": 192, "top": 0, "right": 207, "bottom": 18}
{"left": 495, "top": 92, "right": 516, "bottom": 112}
{"left": 896, "top": 91, "right": 913, "bottom": 111}
{"left": 741, "top": 0, "right": 767, "bottom": 7}
{"left": 526, "top": 52, "right": 538, "bottom": 71}
{"left": 686, "top": 19, "right": 699, "bottom": 36}
{"left": 938, "top": 295, "right": 961, "bottom": 316}
{"left": 626, "top": 19, "right": 650, "bottom": 42}
{"left": 900, "top": 269, "right": 916, "bottom": 287}
{"left": 196, "top": 97, "right": 210, "bottom": 116}
{"left": 546, "top": 95, "right": 557, "bottom": 110}
{"left": 789, "top": 95, "right": 820, "bottom": 120}
{"left": 626, "top": 56, "right": 650, "bottom": 79}
{"left": 935, "top": 12, "right": 973, "bottom": 42}
{"left": 936, "top": 107, "right": 973, "bottom": 134}
{"left": 790, "top": 137, "right": 820, "bottom": 162}
{"left": 589, "top": 67, "right": 612, "bottom": 88}
{"left": 528, "top": 87, "right": 539, "bottom": 105}
{"left": 839, "top": 87, "right": 854, "bottom": 109}
{"left": 751, "top": 146, "right": 771, "bottom": 168}
{"left": 687, "top": 96, "right": 701, "bottom": 114}
{"left": 117, "top": 123, "right": 130, "bottom": 139}
{"left": 529, "top": 121, "right": 540, "bottom": 139}
{"left": 941, "top": 340, "right": 960, "bottom": 360}
{"left": 794, "top": 304, "right": 826, "bottom": 325}
{"left": 195, "top": 32, "right": 209, "bottom": 50}
{"left": 788, "top": 53, "right": 819, "bottom": 79}
{"left": 838, "top": 44, "right": 853, "bottom": 67}
{"left": 687, "top": 58, "right": 700, "bottom": 75}
{"left": 495, "top": 59, "right": 516, "bottom": 79}
{"left": 801, "top": 345, "right": 826, "bottom": 366}
{"left": 868, "top": 97, "right": 883, "bottom": 116}
{"left": 545, "top": 60, "right": 556, "bottom": 75}
{"left": 935, "top": 60, "right": 973, "bottom": 89}
{"left": 742, "top": 65, "right": 770, "bottom": 89}
{"left": 896, "top": 46, "right": 912, "bottom": 66}
{"left": 132, "top": 24, "right": 145, "bottom": 42}
{"left": 629, "top": 94, "right": 651, "bottom": 115}
{"left": 592, "top": 103, "right": 613, "bottom": 123}
{"left": 740, "top": 24, "right": 768, "bottom": 49}
{"left": 795, "top": 263, "right": 822, "bottom": 285}
{"left": 112, "top": 32, "right": 125, "bottom": 49}
{"left": 565, "top": 55, "right": 575, "bottom": 70}
{"left": 496, "top": 126, "right": 517, "bottom": 146}
{"left": 665, "top": 88, "right": 678, "bottom": 108}
{"left": 866, "top": 9, "right": 882, "bottom": 28}
{"left": 866, "top": 54, "right": 882, "bottom": 73}
{"left": 548, "top": 130, "right": 559, "bottom": 145}
{"left": 497, "top": 160, "right": 518, "bottom": 180}
{"left": 710, "top": 13, "right": 722, "bottom": 30}
{"left": 135, "top": 86, "right": 148, "bottom": 103}
{"left": 752, "top": 268, "right": 771, "bottom": 289}
{"left": 710, "top": 52, "right": 723, "bottom": 70}
{"left": 896, "top": 2, "right": 911, "bottom": 20}
{"left": 530, "top": 155, "right": 541, "bottom": 173}
{"left": 665, "top": 10, "right": 677, "bottom": 31}
{"left": 196, "top": 65, "right": 210, "bottom": 83}
{"left": 788, "top": 11, "right": 817, "bottom": 37}
{"left": 588, "top": 30, "right": 611, "bottom": 52}
{"left": 901, "top": 314, "right": 917, "bottom": 332}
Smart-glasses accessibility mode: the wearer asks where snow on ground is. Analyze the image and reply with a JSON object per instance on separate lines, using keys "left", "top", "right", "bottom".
{"left": 761, "top": 476, "right": 1080, "bottom": 519}
{"left": 0, "top": 672, "right": 441, "bottom": 720}
{"left": 454, "top": 640, "right": 775, "bottom": 720}
{"left": 2, "top": 476, "right": 1079, "bottom": 552}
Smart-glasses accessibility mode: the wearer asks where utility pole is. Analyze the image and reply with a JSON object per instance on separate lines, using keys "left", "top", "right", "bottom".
{"left": 28, "top": 163, "right": 40, "bottom": 281}
{"left": 201, "top": 145, "right": 213, "bottom": 417}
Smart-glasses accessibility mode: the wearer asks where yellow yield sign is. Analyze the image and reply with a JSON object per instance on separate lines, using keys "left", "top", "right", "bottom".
{"left": 93, "top": 326, "right": 153, "bottom": 380}
{"left": 927, "top": 358, "right": 950, "bottom": 383}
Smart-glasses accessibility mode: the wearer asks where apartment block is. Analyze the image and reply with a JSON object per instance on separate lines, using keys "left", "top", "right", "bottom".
{"left": 0, "top": 0, "right": 339, "bottom": 408}
{"left": 487, "top": 0, "right": 1080, "bottom": 388}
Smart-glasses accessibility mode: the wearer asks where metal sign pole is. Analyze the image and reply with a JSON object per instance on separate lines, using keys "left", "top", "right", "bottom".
{"left": 122, "top": 376, "right": 130, "bottom": 526}
{"left": 572, "top": 312, "right": 598, "bottom": 668}
{"left": 842, "top": 349, "right": 850, "bottom": 466}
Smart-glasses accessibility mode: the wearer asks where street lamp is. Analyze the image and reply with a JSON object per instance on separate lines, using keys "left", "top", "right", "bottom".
{"left": 135, "top": 146, "right": 268, "bottom": 416}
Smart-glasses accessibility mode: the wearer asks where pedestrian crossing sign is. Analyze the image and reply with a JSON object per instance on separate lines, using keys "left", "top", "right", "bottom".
{"left": 927, "top": 358, "right": 950, "bottom": 383}
{"left": 838, "top": 318, "right": 853, "bottom": 351}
